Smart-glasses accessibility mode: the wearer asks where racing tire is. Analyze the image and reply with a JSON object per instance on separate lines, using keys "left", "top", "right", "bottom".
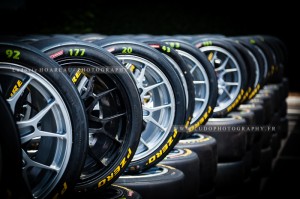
{"left": 0, "top": 42, "right": 89, "bottom": 198}
{"left": 160, "top": 148, "right": 199, "bottom": 199}
{"left": 176, "top": 134, "right": 217, "bottom": 193}
{"left": 143, "top": 40, "right": 196, "bottom": 130}
{"left": 0, "top": 94, "right": 25, "bottom": 198}
{"left": 193, "top": 39, "right": 248, "bottom": 117}
{"left": 72, "top": 184, "right": 142, "bottom": 199}
{"left": 31, "top": 38, "right": 143, "bottom": 192}
{"left": 215, "top": 160, "right": 245, "bottom": 196}
{"left": 260, "top": 147, "right": 272, "bottom": 177}
{"left": 93, "top": 38, "right": 187, "bottom": 173}
{"left": 279, "top": 117, "right": 288, "bottom": 139}
{"left": 115, "top": 164, "right": 185, "bottom": 199}
{"left": 160, "top": 39, "right": 218, "bottom": 131}
{"left": 203, "top": 116, "right": 247, "bottom": 162}
{"left": 228, "top": 110, "right": 255, "bottom": 150}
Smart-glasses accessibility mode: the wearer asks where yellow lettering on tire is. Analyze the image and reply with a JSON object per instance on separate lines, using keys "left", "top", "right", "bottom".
{"left": 98, "top": 179, "right": 106, "bottom": 188}
{"left": 147, "top": 129, "right": 178, "bottom": 164}
{"left": 187, "top": 106, "right": 212, "bottom": 132}
{"left": 10, "top": 80, "right": 23, "bottom": 97}
{"left": 71, "top": 70, "right": 82, "bottom": 84}
{"left": 60, "top": 182, "right": 67, "bottom": 195}
{"left": 97, "top": 148, "right": 133, "bottom": 188}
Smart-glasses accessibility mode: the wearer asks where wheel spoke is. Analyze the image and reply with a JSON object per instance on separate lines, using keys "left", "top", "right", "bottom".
{"left": 17, "top": 100, "right": 56, "bottom": 129}
{"left": 7, "top": 77, "right": 32, "bottom": 112}
{"left": 20, "top": 130, "right": 66, "bottom": 144}
{"left": 224, "top": 68, "right": 237, "bottom": 73}
{"left": 222, "top": 87, "right": 233, "bottom": 99}
{"left": 88, "top": 115, "right": 102, "bottom": 123}
{"left": 24, "top": 101, "right": 39, "bottom": 113}
{"left": 95, "top": 87, "right": 117, "bottom": 99}
{"left": 215, "top": 57, "right": 229, "bottom": 71}
{"left": 87, "top": 147, "right": 107, "bottom": 167}
{"left": 140, "top": 138, "right": 150, "bottom": 149}
{"left": 144, "top": 115, "right": 166, "bottom": 132}
{"left": 224, "top": 82, "right": 239, "bottom": 86}
{"left": 81, "top": 75, "right": 95, "bottom": 99}
{"left": 143, "top": 104, "right": 171, "bottom": 113}
{"left": 89, "top": 127, "right": 104, "bottom": 134}
{"left": 89, "top": 128, "right": 122, "bottom": 145}
{"left": 124, "top": 63, "right": 132, "bottom": 69}
{"left": 22, "top": 150, "right": 59, "bottom": 172}
{"left": 143, "top": 82, "right": 164, "bottom": 93}
{"left": 137, "top": 65, "right": 147, "bottom": 83}
{"left": 101, "top": 112, "right": 126, "bottom": 122}
{"left": 195, "top": 98, "right": 205, "bottom": 102}
{"left": 85, "top": 87, "right": 117, "bottom": 112}
{"left": 193, "top": 80, "right": 206, "bottom": 84}
{"left": 18, "top": 100, "right": 58, "bottom": 144}
{"left": 219, "top": 68, "right": 238, "bottom": 77}
{"left": 190, "top": 64, "right": 198, "bottom": 74}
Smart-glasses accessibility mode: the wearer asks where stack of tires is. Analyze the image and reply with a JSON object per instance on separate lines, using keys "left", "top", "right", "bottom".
{"left": 192, "top": 35, "right": 288, "bottom": 199}
{"left": 0, "top": 34, "right": 288, "bottom": 199}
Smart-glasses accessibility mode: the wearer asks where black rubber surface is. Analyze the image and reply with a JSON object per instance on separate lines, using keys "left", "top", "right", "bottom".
{"left": 176, "top": 134, "right": 217, "bottom": 193}
{"left": 160, "top": 148, "right": 199, "bottom": 199}
{"left": 259, "top": 147, "right": 272, "bottom": 177}
{"left": 260, "top": 114, "right": 300, "bottom": 198}
{"left": 216, "top": 160, "right": 245, "bottom": 196}
{"left": 204, "top": 116, "right": 247, "bottom": 162}
{"left": 73, "top": 185, "right": 142, "bottom": 199}
{"left": 115, "top": 165, "right": 185, "bottom": 199}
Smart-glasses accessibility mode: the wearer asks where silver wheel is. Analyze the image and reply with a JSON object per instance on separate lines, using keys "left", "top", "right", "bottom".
{"left": 163, "top": 54, "right": 189, "bottom": 111}
{"left": 116, "top": 55, "right": 176, "bottom": 161}
{"left": 200, "top": 46, "right": 242, "bottom": 113}
{"left": 0, "top": 63, "right": 72, "bottom": 198}
{"left": 176, "top": 50, "right": 210, "bottom": 124}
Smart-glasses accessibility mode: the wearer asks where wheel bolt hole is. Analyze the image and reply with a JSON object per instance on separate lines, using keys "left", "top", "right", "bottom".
{"left": 138, "top": 88, "right": 143, "bottom": 94}
{"left": 215, "top": 59, "right": 221, "bottom": 65}
{"left": 143, "top": 110, "right": 150, "bottom": 116}
{"left": 22, "top": 160, "right": 26, "bottom": 167}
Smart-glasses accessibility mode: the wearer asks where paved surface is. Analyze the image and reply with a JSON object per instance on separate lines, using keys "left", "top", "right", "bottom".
{"left": 260, "top": 96, "right": 300, "bottom": 198}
